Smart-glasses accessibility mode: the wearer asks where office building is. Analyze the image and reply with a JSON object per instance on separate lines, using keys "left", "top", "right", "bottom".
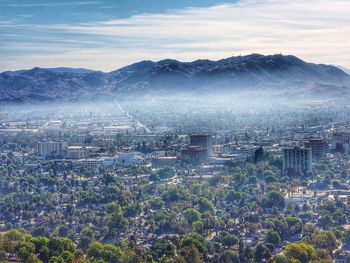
{"left": 190, "top": 135, "right": 213, "bottom": 157}
{"left": 305, "top": 138, "right": 328, "bottom": 160}
{"left": 182, "top": 146, "right": 208, "bottom": 165}
{"left": 66, "top": 146, "right": 88, "bottom": 159}
{"left": 282, "top": 146, "right": 312, "bottom": 175}
{"left": 37, "top": 141, "right": 66, "bottom": 158}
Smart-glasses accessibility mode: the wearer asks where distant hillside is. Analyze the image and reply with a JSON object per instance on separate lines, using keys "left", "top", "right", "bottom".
{"left": 0, "top": 54, "right": 349, "bottom": 103}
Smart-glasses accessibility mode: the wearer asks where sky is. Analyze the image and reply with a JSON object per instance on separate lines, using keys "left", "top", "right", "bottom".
{"left": 0, "top": 0, "right": 349, "bottom": 72}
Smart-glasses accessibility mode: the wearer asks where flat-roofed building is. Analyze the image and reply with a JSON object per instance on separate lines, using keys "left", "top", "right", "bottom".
{"left": 190, "top": 135, "right": 213, "bottom": 157}
{"left": 37, "top": 141, "right": 66, "bottom": 159}
{"left": 152, "top": 156, "right": 178, "bottom": 167}
{"left": 282, "top": 146, "right": 312, "bottom": 175}
{"left": 182, "top": 146, "right": 208, "bottom": 165}
{"left": 66, "top": 146, "right": 88, "bottom": 159}
{"left": 305, "top": 138, "right": 328, "bottom": 160}
{"left": 333, "top": 130, "right": 350, "bottom": 145}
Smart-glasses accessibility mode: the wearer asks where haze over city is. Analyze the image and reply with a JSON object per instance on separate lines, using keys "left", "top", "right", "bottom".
{"left": 1, "top": 1, "right": 350, "bottom": 263}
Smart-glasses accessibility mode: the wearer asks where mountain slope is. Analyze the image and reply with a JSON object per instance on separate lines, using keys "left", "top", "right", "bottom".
{"left": 0, "top": 54, "right": 349, "bottom": 103}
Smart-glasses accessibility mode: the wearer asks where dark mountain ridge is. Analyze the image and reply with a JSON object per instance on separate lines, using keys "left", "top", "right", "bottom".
{"left": 0, "top": 54, "right": 349, "bottom": 103}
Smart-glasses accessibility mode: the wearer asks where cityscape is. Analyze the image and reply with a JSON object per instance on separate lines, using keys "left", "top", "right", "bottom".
{"left": 1, "top": 1, "right": 350, "bottom": 263}
{"left": 1, "top": 99, "right": 350, "bottom": 263}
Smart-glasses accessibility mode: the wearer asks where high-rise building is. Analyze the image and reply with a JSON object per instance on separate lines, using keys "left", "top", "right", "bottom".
{"left": 37, "top": 141, "right": 66, "bottom": 158}
{"left": 282, "top": 146, "right": 312, "bottom": 175}
{"left": 182, "top": 146, "right": 208, "bottom": 165}
{"left": 190, "top": 135, "right": 213, "bottom": 157}
{"left": 305, "top": 138, "right": 328, "bottom": 160}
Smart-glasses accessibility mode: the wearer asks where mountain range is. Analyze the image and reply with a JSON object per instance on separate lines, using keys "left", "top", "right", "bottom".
{"left": 1, "top": 54, "right": 349, "bottom": 103}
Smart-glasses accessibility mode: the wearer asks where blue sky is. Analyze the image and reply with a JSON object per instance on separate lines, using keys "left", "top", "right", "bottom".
{"left": 0, "top": 0, "right": 349, "bottom": 71}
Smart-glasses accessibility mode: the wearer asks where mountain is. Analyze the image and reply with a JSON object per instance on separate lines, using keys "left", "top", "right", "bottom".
{"left": 0, "top": 54, "right": 349, "bottom": 103}
{"left": 336, "top": 66, "right": 350, "bottom": 75}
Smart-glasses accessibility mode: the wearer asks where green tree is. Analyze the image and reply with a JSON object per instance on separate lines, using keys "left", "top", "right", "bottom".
{"left": 266, "top": 231, "right": 281, "bottom": 247}
{"left": 184, "top": 208, "right": 201, "bottom": 224}
{"left": 283, "top": 242, "right": 317, "bottom": 263}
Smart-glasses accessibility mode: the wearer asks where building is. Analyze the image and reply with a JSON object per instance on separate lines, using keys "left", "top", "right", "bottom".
{"left": 75, "top": 157, "right": 116, "bottom": 168}
{"left": 66, "top": 146, "right": 88, "bottom": 159}
{"left": 332, "top": 130, "right": 350, "bottom": 153}
{"left": 305, "top": 138, "right": 328, "bottom": 160}
{"left": 190, "top": 135, "right": 213, "bottom": 157}
{"left": 37, "top": 142, "right": 66, "bottom": 159}
{"left": 238, "top": 145, "right": 259, "bottom": 159}
{"left": 212, "top": 145, "right": 223, "bottom": 155}
{"left": 334, "top": 252, "right": 349, "bottom": 263}
{"left": 282, "top": 146, "right": 312, "bottom": 175}
{"left": 152, "top": 156, "right": 178, "bottom": 167}
{"left": 117, "top": 152, "right": 140, "bottom": 166}
{"left": 333, "top": 131, "right": 350, "bottom": 145}
{"left": 91, "top": 138, "right": 113, "bottom": 147}
{"left": 182, "top": 146, "right": 208, "bottom": 165}
{"left": 211, "top": 154, "right": 246, "bottom": 165}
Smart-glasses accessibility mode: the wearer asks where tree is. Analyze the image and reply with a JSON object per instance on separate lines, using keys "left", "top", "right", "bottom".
{"left": 181, "top": 233, "right": 206, "bottom": 255}
{"left": 18, "top": 241, "right": 36, "bottom": 262}
{"left": 285, "top": 216, "right": 303, "bottom": 235}
{"left": 48, "top": 256, "right": 65, "bottom": 263}
{"left": 56, "top": 225, "right": 69, "bottom": 238}
{"left": 219, "top": 251, "right": 240, "bottom": 263}
{"left": 158, "top": 167, "right": 175, "bottom": 180}
{"left": 198, "top": 197, "right": 214, "bottom": 213}
{"left": 30, "top": 236, "right": 49, "bottom": 253}
{"left": 179, "top": 245, "right": 203, "bottom": 263}
{"left": 262, "top": 191, "right": 285, "bottom": 209}
{"left": 151, "top": 239, "right": 175, "bottom": 260}
{"left": 107, "top": 211, "right": 128, "bottom": 235}
{"left": 283, "top": 242, "right": 317, "bottom": 263}
{"left": 87, "top": 241, "right": 124, "bottom": 262}
{"left": 255, "top": 243, "right": 271, "bottom": 262}
{"left": 47, "top": 238, "right": 76, "bottom": 258}
{"left": 219, "top": 232, "right": 238, "bottom": 247}
{"left": 266, "top": 231, "right": 281, "bottom": 247}
{"left": 274, "top": 255, "right": 288, "bottom": 263}
{"left": 225, "top": 190, "right": 242, "bottom": 203}
{"left": 192, "top": 221, "right": 204, "bottom": 234}
{"left": 184, "top": 208, "right": 201, "bottom": 224}
{"left": 311, "top": 231, "right": 337, "bottom": 253}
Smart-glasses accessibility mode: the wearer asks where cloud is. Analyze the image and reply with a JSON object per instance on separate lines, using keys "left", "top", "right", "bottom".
{"left": 1, "top": 0, "right": 350, "bottom": 71}
{"left": 6, "top": 1, "right": 102, "bottom": 7}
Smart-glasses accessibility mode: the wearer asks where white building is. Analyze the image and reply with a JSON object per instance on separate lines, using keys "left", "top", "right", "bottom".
{"left": 282, "top": 146, "right": 312, "bottom": 175}
{"left": 76, "top": 156, "right": 117, "bottom": 168}
{"left": 37, "top": 142, "right": 66, "bottom": 158}
{"left": 117, "top": 152, "right": 140, "bottom": 166}
{"left": 66, "top": 146, "right": 88, "bottom": 159}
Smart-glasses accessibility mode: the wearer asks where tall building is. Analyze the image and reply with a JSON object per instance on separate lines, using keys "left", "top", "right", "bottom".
{"left": 190, "top": 135, "right": 213, "bottom": 157}
{"left": 305, "top": 138, "right": 328, "bottom": 160}
{"left": 282, "top": 146, "right": 312, "bottom": 175}
{"left": 182, "top": 146, "right": 208, "bottom": 165}
{"left": 37, "top": 142, "right": 66, "bottom": 158}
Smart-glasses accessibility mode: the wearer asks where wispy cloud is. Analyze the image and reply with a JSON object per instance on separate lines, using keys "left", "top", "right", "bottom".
{"left": 6, "top": 1, "right": 102, "bottom": 8}
{"left": 1, "top": 0, "right": 350, "bottom": 71}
